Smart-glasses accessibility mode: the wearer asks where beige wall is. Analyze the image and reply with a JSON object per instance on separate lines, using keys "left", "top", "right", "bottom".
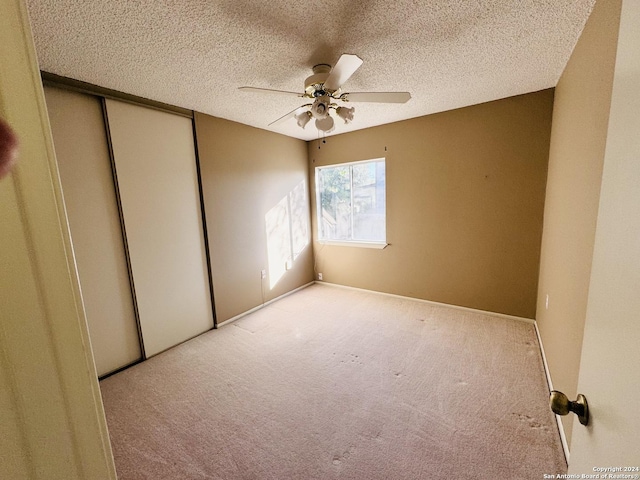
{"left": 536, "top": 0, "right": 622, "bottom": 447}
{"left": 194, "top": 113, "right": 314, "bottom": 323}
{"left": 309, "top": 90, "right": 554, "bottom": 319}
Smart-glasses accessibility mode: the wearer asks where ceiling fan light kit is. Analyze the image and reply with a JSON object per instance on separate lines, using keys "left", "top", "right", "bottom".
{"left": 311, "top": 95, "right": 332, "bottom": 118}
{"left": 240, "top": 54, "right": 411, "bottom": 134}
{"left": 336, "top": 106, "right": 355, "bottom": 124}
{"left": 295, "top": 110, "right": 312, "bottom": 128}
{"left": 315, "top": 116, "right": 335, "bottom": 133}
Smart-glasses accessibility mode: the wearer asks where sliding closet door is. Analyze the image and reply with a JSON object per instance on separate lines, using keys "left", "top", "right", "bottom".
{"left": 104, "top": 99, "right": 213, "bottom": 357}
{"left": 44, "top": 87, "right": 142, "bottom": 376}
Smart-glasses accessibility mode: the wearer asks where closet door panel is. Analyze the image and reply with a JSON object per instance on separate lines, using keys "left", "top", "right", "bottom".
{"left": 44, "top": 87, "right": 141, "bottom": 376}
{"left": 104, "top": 99, "right": 213, "bottom": 357}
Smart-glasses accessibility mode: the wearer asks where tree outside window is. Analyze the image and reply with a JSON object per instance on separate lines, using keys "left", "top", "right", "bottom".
{"left": 316, "top": 158, "right": 386, "bottom": 244}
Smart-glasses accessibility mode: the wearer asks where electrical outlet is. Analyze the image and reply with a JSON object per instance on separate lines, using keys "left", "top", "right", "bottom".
{"left": 318, "top": 273, "right": 323, "bottom": 281}
{"left": 261, "top": 269, "right": 266, "bottom": 279}
{"left": 545, "top": 294, "right": 549, "bottom": 310}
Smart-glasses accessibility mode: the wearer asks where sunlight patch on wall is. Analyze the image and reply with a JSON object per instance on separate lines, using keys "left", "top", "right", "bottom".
{"left": 265, "top": 181, "right": 309, "bottom": 289}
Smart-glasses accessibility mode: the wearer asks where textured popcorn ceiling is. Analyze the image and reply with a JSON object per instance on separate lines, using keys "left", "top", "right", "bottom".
{"left": 27, "top": 0, "right": 595, "bottom": 141}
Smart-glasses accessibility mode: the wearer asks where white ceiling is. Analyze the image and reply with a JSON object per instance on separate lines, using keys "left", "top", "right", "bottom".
{"left": 27, "top": 0, "right": 595, "bottom": 141}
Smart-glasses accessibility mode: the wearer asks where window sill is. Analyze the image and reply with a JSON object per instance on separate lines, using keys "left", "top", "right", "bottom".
{"left": 317, "top": 240, "right": 388, "bottom": 249}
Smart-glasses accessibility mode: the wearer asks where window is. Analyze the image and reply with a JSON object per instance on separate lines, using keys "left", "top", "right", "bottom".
{"left": 316, "top": 158, "right": 386, "bottom": 247}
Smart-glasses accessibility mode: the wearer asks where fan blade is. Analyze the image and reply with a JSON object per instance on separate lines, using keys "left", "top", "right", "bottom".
{"left": 268, "top": 105, "right": 311, "bottom": 126}
{"left": 341, "top": 92, "right": 411, "bottom": 103}
{"left": 323, "top": 54, "right": 363, "bottom": 92}
{"left": 239, "top": 86, "right": 303, "bottom": 97}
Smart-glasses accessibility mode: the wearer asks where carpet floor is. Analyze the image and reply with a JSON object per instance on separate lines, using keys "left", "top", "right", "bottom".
{"left": 100, "top": 283, "right": 566, "bottom": 479}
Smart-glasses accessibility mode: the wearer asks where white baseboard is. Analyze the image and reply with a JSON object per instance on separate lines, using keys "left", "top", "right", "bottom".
{"left": 534, "top": 321, "right": 570, "bottom": 464}
{"left": 313, "top": 281, "right": 535, "bottom": 324}
{"left": 216, "top": 282, "right": 314, "bottom": 328}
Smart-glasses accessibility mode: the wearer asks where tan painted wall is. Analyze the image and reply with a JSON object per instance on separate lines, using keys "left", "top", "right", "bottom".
{"left": 194, "top": 113, "right": 313, "bottom": 323}
{"left": 309, "top": 90, "right": 554, "bottom": 319}
{"left": 536, "top": 0, "right": 622, "bottom": 447}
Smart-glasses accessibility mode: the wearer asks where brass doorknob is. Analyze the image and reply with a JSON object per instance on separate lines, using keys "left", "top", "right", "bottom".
{"left": 549, "top": 390, "right": 589, "bottom": 426}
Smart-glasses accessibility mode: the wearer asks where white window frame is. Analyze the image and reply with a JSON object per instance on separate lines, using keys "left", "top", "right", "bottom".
{"left": 315, "top": 158, "right": 387, "bottom": 249}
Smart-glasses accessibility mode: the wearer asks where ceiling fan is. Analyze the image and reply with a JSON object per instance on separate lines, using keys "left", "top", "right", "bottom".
{"left": 239, "top": 54, "right": 411, "bottom": 134}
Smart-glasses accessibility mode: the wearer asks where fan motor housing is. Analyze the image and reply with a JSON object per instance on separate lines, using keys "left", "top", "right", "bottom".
{"left": 305, "top": 64, "right": 332, "bottom": 97}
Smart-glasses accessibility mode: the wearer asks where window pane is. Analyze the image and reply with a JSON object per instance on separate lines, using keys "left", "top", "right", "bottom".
{"left": 352, "top": 160, "right": 386, "bottom": 241}
{"left": 316, "top": 158, "right": 386, "bottom": 244}
{"left": 318, "top": 165, "right": 351, "bottom": 240}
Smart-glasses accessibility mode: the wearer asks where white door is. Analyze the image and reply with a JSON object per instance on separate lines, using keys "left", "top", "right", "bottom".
{"left": 105, "top": 99, "right": 214, "bottom": 357}
{"left": 568, "top": 0, "right": 640, "bottom": 470}
{"left": 45, "top": 87, "right": 142, "bottom": 376}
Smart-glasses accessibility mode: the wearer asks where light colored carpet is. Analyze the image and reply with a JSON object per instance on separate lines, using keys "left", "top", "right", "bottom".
{"left": 100, "top": 283, "right": 566, "bottom": 479}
